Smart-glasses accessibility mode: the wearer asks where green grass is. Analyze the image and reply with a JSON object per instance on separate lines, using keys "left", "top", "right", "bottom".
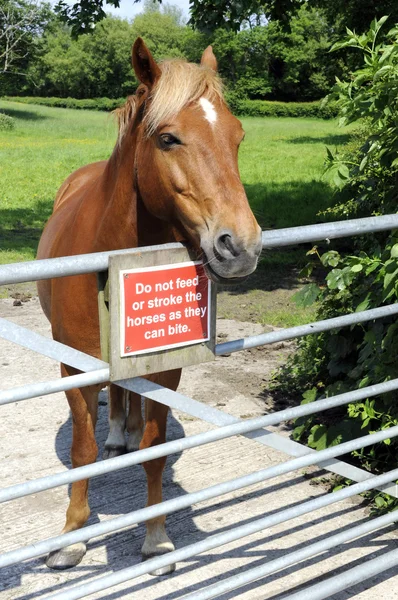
{"left": 0, "top": 101, "right": 350, "bottom": 264}
{"left": 239, "top": 117, "right": 350, "bottom": 230}
{"left": 0, "top": 101, "right": 116, "bottom": 263}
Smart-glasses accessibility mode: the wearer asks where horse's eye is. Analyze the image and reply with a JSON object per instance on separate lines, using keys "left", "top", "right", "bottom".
{"left": 159, "top": 133, "right": 181, "bottom": 149}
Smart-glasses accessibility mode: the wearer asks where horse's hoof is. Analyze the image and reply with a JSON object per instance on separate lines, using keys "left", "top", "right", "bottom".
{"left": 46, "top": 543, "right": 87, "bottom": 570}
{"left": 126, "top": 432, "right": 142, "bottom": 453}
{"left": 142, "top": 553, "right": 176, "bottom": 576}
{"left": 102, "top": 445, "right": 126, "bottom": 460}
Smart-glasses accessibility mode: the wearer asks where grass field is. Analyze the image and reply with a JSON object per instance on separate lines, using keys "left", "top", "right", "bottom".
{"left": 0, "top": 100, "right": 350, "bottom": 325}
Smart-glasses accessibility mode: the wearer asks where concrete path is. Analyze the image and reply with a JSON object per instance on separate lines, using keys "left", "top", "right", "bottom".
{"left": 0, "top": 298, "right": 397, "bottom": 600}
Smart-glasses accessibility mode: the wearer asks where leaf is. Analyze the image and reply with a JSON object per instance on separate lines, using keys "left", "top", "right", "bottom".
{"left": 308, "top": 424, "right": 328, "bottom": 451}
{"left": 321, "top": 251, "right": 340, "bottom": 267}
{"left": 376, "top": 15, "right": 389, "bottom": 29}
{"left": 356, "top": 293, "right": 371, "bottom": 312}
{"left": 292, "top": 284, "right": 320, "bottom": 308}
{"left": 383, "top": 267, "right": 398, "bottom": 290}
{"left": 299, "top": 263, "right": 314, "bottom": 278}
{"left": 359, "top": 155, "right": 368, "bottom": 171}
{"left": 338, "top": 164, "right": 349, "bottom": 179}
{"left": 351, "top": 263, "right": 363, "bottom": 272}
{"left": 302, "top": 388, "right": 318, "bottom": 404}
{"left": 390, "top": 244, "right": 398, "bottom": 258}
{"left": 379, "top": 45, "right": 395, "bottom": 64}
{"left": 375, "top": 496, "right": 387, "bottom": 508}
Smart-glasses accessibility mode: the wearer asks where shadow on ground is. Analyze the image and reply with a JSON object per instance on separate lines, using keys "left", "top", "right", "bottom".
{"left": 2, "top": 393, "right": 397, "bottom": 599}
{"left": 0, "top": 200, "right": 53, "bottom": 259}
{"left": 287, "top": 134, "right": 352, "bottom": 146}
{"left": 0, "top": 107, "right": 48, "bottom": 121}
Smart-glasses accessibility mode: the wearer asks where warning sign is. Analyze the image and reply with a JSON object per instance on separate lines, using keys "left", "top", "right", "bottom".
{"left": 120, "top": 261, "right": 210, "bottom": 356}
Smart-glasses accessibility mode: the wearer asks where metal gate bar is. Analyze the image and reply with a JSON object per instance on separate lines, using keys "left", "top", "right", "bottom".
{"left": 1, "top": 214, "right": 398, "bottom": 286}
{"left": 2, "top": 424, "right": 398, "bottom": 570}
{"left": 0, "top": 368, "right": 109, "bottom": 406}
{"left": 216, "top": 303, "right": 398, "bottom": 355}
{"left": 284, "top": 547, "right": 398, "bottom": 600}
{"left": 42, "top": 466, "right": 398, "bottom": 600}
{"left": 2, "top": 214, "right": 398, "bottom": 599}
{"left": 3, "top": 301, "right": 398, "bottom": 407}
{"left": 123, "top": 376, "right": 398, "bottom": 496}
{"left": 5, "top": 315, "right": 396, "bottom": 494}
{"left": 3, "top": 373, "right": 398, "bottom": 506}
{"left": 183, "top": 510, "right": 398, "bottom": 600}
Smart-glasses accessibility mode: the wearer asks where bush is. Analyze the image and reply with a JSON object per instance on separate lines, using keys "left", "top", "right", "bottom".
{"left": 224, "top": 94, "right": 338, "bottom": 119}
{"left": 2, "top": 96, "right": 125, "bottom": 112}
{"left": 2, "top": 95, "right": 338, "bottom": 120}
{"left": 276, "top": 17, "right": 398, "bottom": 507}
{"left": 0, "top": 113, "right": 15, "bottom": 130}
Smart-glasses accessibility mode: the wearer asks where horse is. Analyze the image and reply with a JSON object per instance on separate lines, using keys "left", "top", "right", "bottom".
{"left": 37, "top": 38, "right": 262, "bottom": 573}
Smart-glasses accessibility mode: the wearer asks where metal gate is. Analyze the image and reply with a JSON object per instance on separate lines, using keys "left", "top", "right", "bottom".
{"left": 1, "top": 214, "right": 398, "bottom": 599}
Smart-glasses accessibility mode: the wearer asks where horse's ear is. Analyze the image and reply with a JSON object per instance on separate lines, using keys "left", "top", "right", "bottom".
{"left": 132, "top": 38, "right": 161, "bottom": 88}
{"left": 200, "top": 46, "right": 218, "bottom": 72}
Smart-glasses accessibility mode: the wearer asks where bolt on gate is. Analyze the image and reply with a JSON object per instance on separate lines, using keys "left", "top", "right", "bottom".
{"left": 1, "top": 214, "right": 398, "bottom": 599}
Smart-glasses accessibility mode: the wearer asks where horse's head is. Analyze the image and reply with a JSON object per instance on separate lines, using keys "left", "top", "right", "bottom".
{"left": 128, "top": 38, "right": 262, "bottom": 284}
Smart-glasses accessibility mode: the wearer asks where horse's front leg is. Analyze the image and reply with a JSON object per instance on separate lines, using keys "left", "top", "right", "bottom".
{"left": 103, "top": 384, "right": 127, "bottom": 459}
{"left": 46, "top": 364, "right": 100, "bottom": 570}
{"left": 141, "top": 369, "right": 181, "bottom": 576}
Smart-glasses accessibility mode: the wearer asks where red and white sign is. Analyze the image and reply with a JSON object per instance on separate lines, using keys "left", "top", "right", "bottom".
{"left": 120, "top": 261, "right": 211, "bottom": 356}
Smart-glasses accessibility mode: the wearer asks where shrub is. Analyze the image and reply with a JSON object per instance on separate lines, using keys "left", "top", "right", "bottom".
{"left": 276, "top": 17, "right": 398, "bottom": 506}
{"left": 0, "top": 112, "right": 15, "bottom": 131}
{"left": 230, "top": 98, "right": 338, "bottom": 119}
{"left": 3, "top": 95, "right": 339, "bottom": 120}
{"left": 2, "top": 96, "right": 125, "bottom": 112}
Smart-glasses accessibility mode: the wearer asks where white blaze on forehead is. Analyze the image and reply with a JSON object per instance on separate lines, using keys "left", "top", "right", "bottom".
{"left": 199, "top": 97, "right": 217, "bottom": 124}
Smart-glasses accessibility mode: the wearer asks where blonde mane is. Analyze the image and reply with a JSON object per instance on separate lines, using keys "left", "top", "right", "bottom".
{"left": 115, "top": 59, "right": 223, "bottom": 141}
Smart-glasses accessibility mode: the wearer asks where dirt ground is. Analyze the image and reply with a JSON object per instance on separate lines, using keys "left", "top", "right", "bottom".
{"left": 1, "top": 290, "right": 398, "bottom": 600}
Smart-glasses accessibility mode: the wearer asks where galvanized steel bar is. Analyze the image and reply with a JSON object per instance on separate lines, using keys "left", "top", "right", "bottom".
{"left": 0, "top": 321, "right": 377, "bottom": 495}
{"left": 0, "top": 317, "right": 106, "bottom": 372}
{"left": 2, "top": 317, "right": 398, "bottom": 496}
{"left": 0, "top": 378, "right": 398, "bottom": 502}
{"left": 284, "top": 547, "right": 398, "bottom": 600}
{"left": 4, "top": 302, "right": 398, "bottom": 375}
{"left": 216, "top": 303, "right": 398, "bottom": 355}
{"left": 43, "top": 466, "right": 398, "bottom": 600}
{"left": 1, "top": 425, "right": 397, "bottom": 568}
{"left": 0, "top": 242, "right": 184, "bottom": 285}
{"left": 0, "top": 368, "right": 109, "bottom": 406}
{"left": 123, "top": 376, "right": 398, "bottom": 496}
{"left": 1, "top": 215, "right": 398, "bottom": 286}
{"left": 261, "top": 213, "right": 398, "bottom": 248}
{"left": 182, "top": 509, "right": 398, "bottom": 600}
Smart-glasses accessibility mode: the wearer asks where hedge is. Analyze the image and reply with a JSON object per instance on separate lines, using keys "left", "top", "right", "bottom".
{"left": 2, "top": 95, "right": 338, "bottom": 119}
{"left": 2, "top": 96, "right": 125, "bottom": 111}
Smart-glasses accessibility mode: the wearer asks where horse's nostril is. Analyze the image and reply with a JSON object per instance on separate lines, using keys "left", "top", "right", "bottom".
{"left": 215, "top": 233, "right": 240, "bottom": 260}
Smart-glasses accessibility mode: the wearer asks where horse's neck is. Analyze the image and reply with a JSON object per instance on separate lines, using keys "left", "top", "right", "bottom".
{"left": 93, "top": 146, "right": 175, "bottom": 252}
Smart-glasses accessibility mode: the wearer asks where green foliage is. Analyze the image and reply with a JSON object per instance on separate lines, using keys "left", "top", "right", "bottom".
{"left": 0, "top": 0, "right": 54, "bottom": 93}
{"left": 0, "top": 111, "right": 15, "bottom": 129}
{"left": 3, "top": 94, "right": 339, "bottom": 119}
{"left": 231, "top": 98, "right": 338, "bottom": 118}
{"left": 276, "top": 18, "right": 398, "bottom": 508}
{"left": 2, "top": 95, "right": 124, "bottom": 110}
{"left": 3, "top": 3, "right": 341, "bottom": 103}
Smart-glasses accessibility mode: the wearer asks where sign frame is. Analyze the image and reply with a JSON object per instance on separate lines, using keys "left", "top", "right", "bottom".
{"left": 108, "top": 246, "right": 216, "bottom": 381}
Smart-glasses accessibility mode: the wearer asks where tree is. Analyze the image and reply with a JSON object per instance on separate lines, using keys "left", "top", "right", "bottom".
{"left": 0, "top": 0, "right": 53, "bottom": 92}
{"left": 28, "top": 5, "right": 204, "bottom": 98}
{"left": 53, "top": 0, "right": 398, "bottom": 36}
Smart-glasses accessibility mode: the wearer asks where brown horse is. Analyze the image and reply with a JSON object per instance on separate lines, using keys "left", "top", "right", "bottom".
{"left": 37, "top": 39, "right": 261, "bottom": 573}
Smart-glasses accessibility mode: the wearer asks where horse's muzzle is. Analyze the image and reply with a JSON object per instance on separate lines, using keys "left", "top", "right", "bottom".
{"left": 201, "top": 229, "right": 262, "bottom": 284}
